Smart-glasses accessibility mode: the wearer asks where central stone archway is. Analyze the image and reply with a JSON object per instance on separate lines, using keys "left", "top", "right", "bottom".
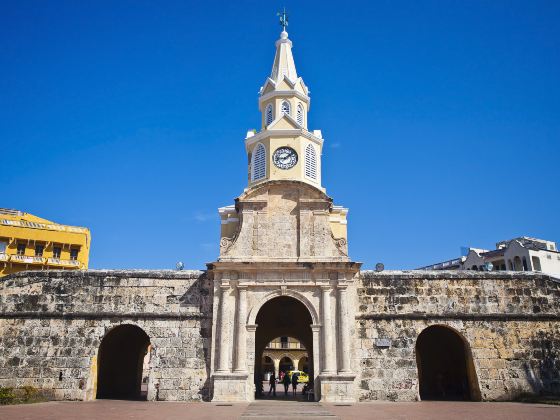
{"left": 254, "top": 296, "right": 314, "bottom": 399}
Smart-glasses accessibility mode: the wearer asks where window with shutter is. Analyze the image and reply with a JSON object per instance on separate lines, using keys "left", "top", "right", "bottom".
{"left": 266, "top": 104, "right": 273, "bottom": 125}
{"left": 296, "top": 104, "right": 304, "bottom": 126}
{"left": 281, "top": 100, "right": 290, "bottom": 115}
{"left": 305, "top": 144, "right": 317, "bottom": 180}
{"left": 252, "top": 143, "right": 266, "bottom": 181}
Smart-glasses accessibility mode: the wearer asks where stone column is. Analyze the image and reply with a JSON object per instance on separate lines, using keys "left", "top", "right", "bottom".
{"left": 311, "top": 324, "right": 321, "bottom": 399}
{"left": 273, "top": 358, "right": 280, "bottom": 378}
{"left": 321, "top": 285, "right": 336, "bottom": 373}
{"left": 337, "top": 284, "right": 351, "bottom": 373}
{"left": 234, "top": 285, "right": 248, "bottom": 373}
{"left": 217, "top": 283, "right": 230, "bottom": 373}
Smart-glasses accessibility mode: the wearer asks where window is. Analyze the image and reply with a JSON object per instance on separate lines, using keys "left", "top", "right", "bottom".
{"left": 522, "top": 257, "right": 528, "bottom": 271}
{"left": 281, "top": 336, "right": 288, "bottom": 349}
{"left": 265, "top": 104, "right": 273, "bottom": 126}
{"left": 251, "top": 143, "right": 266, "bottom": 181}
{"left": 281, "top": 100, "right": 290, "bottom": 116}
{"left": 53, "top": 246, "right": 61, "bottom": 259}
{"left": 305, "top": 144, "right": 317, "bottom": 180}
{"left": 17, "top": 243, "right": 26, "bottom": 256}
{"left": 70, "top": 248, "right": 79, "bottom": 261}
{"left": 296, "top": 103, "right": 304, "bottom": 126}
{"left": 0, "top": 240, "right": 6, "bottom": 254}
{"left": 35, "top": 244, "right": 44, "bottom": 257}
{"left": 531, "top": 256, "right": 541, "bottom": 271}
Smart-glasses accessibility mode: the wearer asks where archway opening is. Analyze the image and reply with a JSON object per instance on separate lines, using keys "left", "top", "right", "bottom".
{"left": 96, "top": 324, "right": 150, "bottom": 400}
{"left": 254, "top": 296, "right": 313, "bottom": 400}
{"left": 416, "top": 325, "right": 479, "bottom": 401}
{"left": 279, "top": 356, "right": 294, "bottom": 373}
{"left": 298, "top": 356, "right": 309, "bottom": 372}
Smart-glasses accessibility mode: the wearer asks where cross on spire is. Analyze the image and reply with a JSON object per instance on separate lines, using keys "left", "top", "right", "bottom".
{"left": 277, "top": 8, "right": 288, "bottom": 32}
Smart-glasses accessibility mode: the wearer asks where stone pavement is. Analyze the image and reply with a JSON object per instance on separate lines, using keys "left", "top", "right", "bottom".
{"left": 0, "top": 400, "right": 559, "bottom": 420}
{"left": 241, "top": 400, "right": 337, "bottom": 419}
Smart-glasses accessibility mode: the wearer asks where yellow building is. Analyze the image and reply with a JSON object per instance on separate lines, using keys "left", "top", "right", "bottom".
{"left": 262, "top": 337, "right": 309, "bottom": 377}
{"left": 0, "top": 208, "right": 90, "bottom": 277}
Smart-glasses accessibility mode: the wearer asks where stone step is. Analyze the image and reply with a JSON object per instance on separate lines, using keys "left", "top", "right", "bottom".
{"left": 240, "top": 401, "right": 339, "bottom": 419}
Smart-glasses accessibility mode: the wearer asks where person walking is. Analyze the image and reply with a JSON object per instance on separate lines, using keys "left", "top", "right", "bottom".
{"left": 291, "top": 372, "right": 299, "bottom": 397}
{"left": 268, "top": 372, "right": 277, "bottom": 397}
{"left": 282, "top": 371, "right": 290, "bottom": 397}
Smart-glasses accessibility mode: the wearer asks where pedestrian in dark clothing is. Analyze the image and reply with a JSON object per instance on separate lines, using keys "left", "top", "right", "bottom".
{"left": 282, "top": 372, "right": 290, "bottom": 397}
{"left": 291, "top": 372, "right": 299, "bottom": 397}
{"left": 268, "top": 373, "right": 277, "bottom": 397}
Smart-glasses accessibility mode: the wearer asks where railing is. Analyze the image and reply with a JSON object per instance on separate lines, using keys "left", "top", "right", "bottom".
{"left": 0, "top": 219, "right": 88, "bottom": 234}
{"left": 2, "top": 254, "right": 80, "bottom": 267}
{"left": 11, "top": 255, "right": 45, "bottom": 264}
{"left": 266, "top": 342, "right": 302, "bottom": 350}
{"left": 47, "top": 258, "right": 80, "bottom": 267}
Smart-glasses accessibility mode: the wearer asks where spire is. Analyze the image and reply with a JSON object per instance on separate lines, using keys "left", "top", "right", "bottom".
{"left": 270, "top": 9, "right": 297, "bottom": 83}
{"left": 270, "top": 30, "right": 298, "bottom": 83}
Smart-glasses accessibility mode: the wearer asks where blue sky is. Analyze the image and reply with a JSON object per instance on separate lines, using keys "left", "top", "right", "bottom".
{"left": 2, "top": 1, "right": 559, "bottom": 270}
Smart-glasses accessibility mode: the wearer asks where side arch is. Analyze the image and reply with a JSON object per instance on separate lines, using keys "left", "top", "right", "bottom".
{"left": 415, "top": 324, "right": 481, "bottom": 401}
{"left": 247, "top": 289, "right": 319, "bottom": 325}
{"left": 96, "top": 324, "right": 151, "bottom": 400}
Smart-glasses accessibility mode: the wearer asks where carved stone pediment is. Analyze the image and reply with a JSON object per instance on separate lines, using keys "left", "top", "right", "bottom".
{"left": 218, "top": 181, "right": 349, "bottom": 262}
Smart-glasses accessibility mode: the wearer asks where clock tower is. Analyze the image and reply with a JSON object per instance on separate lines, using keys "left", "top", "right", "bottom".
{"left": 245, "top": 29, "right": 324, "bottom": 190}
{"left": 209, "top": 15, "right": 360, "bottom": 404}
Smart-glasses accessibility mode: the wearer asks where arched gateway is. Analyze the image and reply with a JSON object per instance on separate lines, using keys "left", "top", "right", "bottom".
{"left": 96, "top": 324, "right": 150, "bottom": 400}
{"left": 416, "top": 326, "right": 481, "bottom": 401}
{"left": 207, "top": 26, "right": 361, "bottom": 403}
{"left": 254, "top": 296, "right": 314, "bottom": 398}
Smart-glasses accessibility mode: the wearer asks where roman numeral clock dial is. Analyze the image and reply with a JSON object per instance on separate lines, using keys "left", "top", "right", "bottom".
{"left": 273, "top": 147, "right": 298, "bottom": 169}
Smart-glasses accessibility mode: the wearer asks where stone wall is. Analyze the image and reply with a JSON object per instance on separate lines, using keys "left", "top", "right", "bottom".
{"left": 0, "top": 270, "right": 212, "bottom": 401}
{"left": 354, "top": 271, "right": 560, "bottom": 402}
{"left": 1, "top": 268, "right": 559, "bottom": 403}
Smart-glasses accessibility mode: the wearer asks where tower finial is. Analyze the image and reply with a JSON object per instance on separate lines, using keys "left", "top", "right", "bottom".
{"left": 277, "top": 7, "right": 288, "bottom": 32}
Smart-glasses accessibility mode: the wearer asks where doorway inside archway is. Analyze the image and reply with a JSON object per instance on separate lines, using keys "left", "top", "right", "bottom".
{"left": 96, "top": 324, "right": 151, "bottom": 400}
{"left": 298, "top": 356, "right": 309, "bottom": 372}
{"left": 416, "top": 325, "right": 480, "bottom": 401}
{"left": 254, "top": 296, "right": 313, "bottom": 400}
{"left": 279, "top": 356, "right": 295, "bottom": 373}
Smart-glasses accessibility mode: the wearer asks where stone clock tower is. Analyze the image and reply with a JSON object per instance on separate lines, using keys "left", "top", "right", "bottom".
{"left": 208, "top": 22, "right": 361, "bottom": 403}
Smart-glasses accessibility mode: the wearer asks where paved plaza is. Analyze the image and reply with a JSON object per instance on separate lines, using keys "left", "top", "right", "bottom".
{"left": 0, "top": 400, "right": 559, "bottom": 420}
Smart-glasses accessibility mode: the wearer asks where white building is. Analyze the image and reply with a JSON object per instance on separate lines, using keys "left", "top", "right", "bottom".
{"left": 419, "top": 237, "right": 560, "bottom": 278}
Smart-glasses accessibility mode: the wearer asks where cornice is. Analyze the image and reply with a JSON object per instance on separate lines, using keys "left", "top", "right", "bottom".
{"left": 258, "top": 90, "right": 310, "bottom": 110}
{"left": 245, "top": 129, "right": 324, "bottom": 150}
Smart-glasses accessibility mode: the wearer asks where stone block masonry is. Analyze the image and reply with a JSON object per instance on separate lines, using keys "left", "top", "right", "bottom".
{"left": 0, "top": 270, "right": 213, "bottom": 401}
{"left": 0, "top": 269, "right": 559, "bottom": 402}
{"left": 355, "top": 271, "right": 560, "bottom": 401}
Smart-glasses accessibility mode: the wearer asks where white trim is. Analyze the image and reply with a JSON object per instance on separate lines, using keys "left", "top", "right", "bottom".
{"left": 245, "top": 129, "right": 324, "bottom": 150}
{"left": 259, "top": 90, "right": 310, "bottom": 110}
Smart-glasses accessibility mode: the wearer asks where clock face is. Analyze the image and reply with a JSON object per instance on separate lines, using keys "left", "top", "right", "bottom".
{"left": 273, "top": 147, "right": 298, "bottom": 170}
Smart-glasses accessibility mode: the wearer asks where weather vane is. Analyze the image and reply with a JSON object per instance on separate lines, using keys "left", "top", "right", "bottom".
{"left": 277, "top": 8, "right": 288, "bottom": 32}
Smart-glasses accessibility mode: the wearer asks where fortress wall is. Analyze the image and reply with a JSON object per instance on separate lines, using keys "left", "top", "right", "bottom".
{"left": 354, "top": 271, "right": 560, "bottom": 402}
{"left": 0, "top": 270, "right": 213, "bottom": 401}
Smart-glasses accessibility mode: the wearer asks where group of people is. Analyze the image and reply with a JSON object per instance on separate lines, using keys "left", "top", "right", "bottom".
{"left": 267, "top": 371, "right": 299, "bottom": 397}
